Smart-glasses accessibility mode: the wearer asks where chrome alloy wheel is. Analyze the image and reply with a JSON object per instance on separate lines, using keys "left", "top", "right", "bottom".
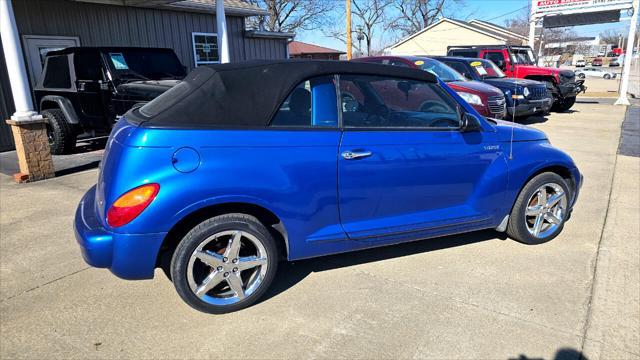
{"left": 187, "top": 230, "right": 268, "bottom": 306}
{"left": 525, "top": 183, "right": 568, "bottom": 239}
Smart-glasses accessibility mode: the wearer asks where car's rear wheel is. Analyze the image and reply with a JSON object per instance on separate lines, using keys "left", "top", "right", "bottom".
{"left": 578, "top": 73, "right": 586, "bottom": 79}
{"left": 604, "top": 74, "right": 611, "bottom": 79}
{"left": 551, "top": 96, "right": 576, "bottom": 112}
{"left": 41, "top": 109, "right": 76, "bottom": 155}
{"left": 507, "top": 172, "right": 570, "bottom": 245}
{"left": 171, "top": 213, "right": 278, "bottom": 314}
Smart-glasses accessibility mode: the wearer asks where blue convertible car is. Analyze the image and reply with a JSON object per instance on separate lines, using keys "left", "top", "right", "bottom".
{"left": 74, "top": 60, "right": 582, "bottom": 313}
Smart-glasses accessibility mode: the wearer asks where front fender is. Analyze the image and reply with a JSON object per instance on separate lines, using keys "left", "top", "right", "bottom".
{"left": 40, "top": 95, "right": 79, "bottom": 124}
{"left": 500, "top": 141, "right": 579, "bottom": 215}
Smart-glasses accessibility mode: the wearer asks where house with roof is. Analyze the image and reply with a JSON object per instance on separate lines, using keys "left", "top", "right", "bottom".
{"left": 388, "top": 18, "right": 529, "bottom": 56}
{"left": 288, "top": 41, "right": 345, "bottom": 60}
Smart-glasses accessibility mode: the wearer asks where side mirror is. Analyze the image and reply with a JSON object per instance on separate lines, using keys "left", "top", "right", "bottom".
{"left": 461, "top": 113, "right": 483, "bottom": 132}
{"left": 397, "top": 81, "right": 413, "bottom": 100}
{"left": 463, "top": 72, "right": 473, "bottom": 80}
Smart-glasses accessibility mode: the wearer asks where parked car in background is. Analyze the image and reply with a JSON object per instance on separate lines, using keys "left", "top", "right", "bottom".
{"left": 575, "top": 67, "right": 617, "bottom": 80}
{"left": 74, "top": 61, "right": 583, "bottom": 313}
{"left": 575, "top": 59, "right": 586, "bottom": 67}
{"left": 447, "top": 45, "right": 585, "bottom": 112}
{"left": 35, "top": 47, "right": 186, "bottom": 154}
{"left": 592, "top": 58, "right": 603, "bottom": 66}
{"left": 356, "top": 56, "right": 507, "bottom": 119}
{"left": 433, "top": 56, "right": 553, "bottom": 118}
{"left": 609, "top": 55, "right": 623, "bottom": 67}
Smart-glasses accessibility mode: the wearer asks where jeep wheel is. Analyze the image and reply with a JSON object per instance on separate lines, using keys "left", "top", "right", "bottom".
{"left": 551, "top": 96, "right": 576, "bottom": 112}
{"left": 42, "top": 109, "right": 76, "bottom": 155}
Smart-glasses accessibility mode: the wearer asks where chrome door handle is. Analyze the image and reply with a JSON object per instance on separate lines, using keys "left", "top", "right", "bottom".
{"left": 341, "top": 150, "right": 372, "bottom": 160}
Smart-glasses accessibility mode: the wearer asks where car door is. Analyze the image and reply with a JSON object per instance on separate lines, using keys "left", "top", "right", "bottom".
{"left": 337, "top": 75, "right": 507, "bottom": 241}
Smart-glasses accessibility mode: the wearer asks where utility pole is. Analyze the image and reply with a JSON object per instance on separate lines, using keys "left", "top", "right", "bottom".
{"left": 346, "top": 0, "right": 352, "bottom": 60}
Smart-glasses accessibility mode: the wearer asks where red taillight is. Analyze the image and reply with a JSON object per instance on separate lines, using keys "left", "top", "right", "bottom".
{"left": 107, "top": 183, "right": 160, "bottom": 227}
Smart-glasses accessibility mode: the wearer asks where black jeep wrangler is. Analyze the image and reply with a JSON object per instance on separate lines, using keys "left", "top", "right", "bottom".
{"left": 35, "top": 47, "right": 186, "bottom": 154}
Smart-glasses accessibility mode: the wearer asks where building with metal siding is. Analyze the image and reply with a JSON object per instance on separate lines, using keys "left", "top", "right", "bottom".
{"left": 0, "top": 0, "right": 292, "bottom": 152}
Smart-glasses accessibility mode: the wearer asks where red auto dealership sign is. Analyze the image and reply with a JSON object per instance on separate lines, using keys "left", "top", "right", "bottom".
{"left": 533, "top": 0, "right": 633, "bottom": 15}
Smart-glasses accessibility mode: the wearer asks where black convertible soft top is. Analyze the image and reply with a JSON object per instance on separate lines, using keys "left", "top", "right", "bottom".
{"left": 127, "top": 60, "right": 436, "bottom": 128}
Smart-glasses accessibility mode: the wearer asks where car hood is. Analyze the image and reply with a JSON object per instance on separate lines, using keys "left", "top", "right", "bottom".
{"left": 483, "top": 77, "right": 543, "bottom": 90}
{"left": 116, "top": 79, "right": 181, "bottom": 100}
{"left": 513, "top": 64, "right": 565, "bottom": 77}
{"left": 448, "top": 80, "right": 503, "bottom": 97}
{"left": 493, "top": 119, "right": 548, "bottom": 142}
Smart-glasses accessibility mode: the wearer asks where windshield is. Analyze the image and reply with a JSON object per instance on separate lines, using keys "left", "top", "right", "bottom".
{"left": 510, "top": 48, "right": 536, "bottom": 65}
{"left": 414, "top": 58, "right": 467, "bottom": 82}
{"left": 105, "top": 49, "right": 186, "bottom": 80}
{"left": 469, "top": 59, "right": 506, "bottom": 79}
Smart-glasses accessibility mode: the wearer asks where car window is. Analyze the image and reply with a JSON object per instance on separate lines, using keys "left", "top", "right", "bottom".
{"left": 449, "top": 50, "right": 478, "bottom": 58}
{"left": 444, "top": 62, "right": 471, "bottom": 79}
{"left": 42, "top": 55, "right": 71, "bottom": 89}
{"left": 271, "top": 76, "right": 338, "bottom": 127}
{"left": 339, "top": 75, "right": 461, "bottom": 129}
{"left": 389, "top": 60, "right": 411, "bottom": 67}
{"left": 483, "top": 52, "right": 505, "bottom": 65}
{"left": 74, "top": 51, "right": 102, "bottom": 80}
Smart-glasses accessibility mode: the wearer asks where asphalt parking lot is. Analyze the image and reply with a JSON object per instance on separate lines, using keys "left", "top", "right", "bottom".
{"left": 1, "top": 99, "right": 638, "bottom": 359}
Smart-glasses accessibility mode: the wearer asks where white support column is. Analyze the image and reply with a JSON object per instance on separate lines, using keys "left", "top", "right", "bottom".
{"left": 616, "top": 0, "right": 639, "bottom": 106}
{"left": 528, "top": 19, "right": 537, "bottom": 49}
{"left": 216, "top": 0, "right": 230, "bottom": 64}
{"left": 0, "top": 0, "right": 41, "bottom": 121}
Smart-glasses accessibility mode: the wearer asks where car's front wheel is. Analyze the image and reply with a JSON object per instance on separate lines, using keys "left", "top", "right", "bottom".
{"left": 604, "top": 74, "right": 611, "bottom": 79}
{"left": 507, "top": 172, "right": 570, "bottom": 245}
{"left": 171, "top": 213, "right": 278, "bottom": 314}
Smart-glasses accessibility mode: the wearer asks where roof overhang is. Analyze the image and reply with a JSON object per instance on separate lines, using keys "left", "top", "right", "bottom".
{"left": 71, "top": 0, "right": 268, "bottom": 16}
{"left": 244, "top": 30, "right": 295, "bottom": 39}
{"left": 468, "top": 20, "right": 528, "bottom": 41}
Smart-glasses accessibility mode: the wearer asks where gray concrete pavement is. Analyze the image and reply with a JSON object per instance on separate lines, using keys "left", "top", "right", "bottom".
{"left": 1, "top": 100, "right": 638, "bottom": 359}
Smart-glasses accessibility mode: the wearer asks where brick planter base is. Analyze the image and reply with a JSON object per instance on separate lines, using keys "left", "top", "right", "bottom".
{"left": 5, "top": 118, "right": 55, "bottom": 182}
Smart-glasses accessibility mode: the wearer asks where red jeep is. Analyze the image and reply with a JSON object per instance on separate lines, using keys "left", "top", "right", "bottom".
{"left": 447, "top": 45, "right": 586, "bottom": 112}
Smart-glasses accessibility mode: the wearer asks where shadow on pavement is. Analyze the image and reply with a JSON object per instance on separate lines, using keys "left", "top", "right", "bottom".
{"left": 517, "top": 114, "right": 549, "bottom": 125}
{"left": 0, "top": 138, "right": 105, "bottom": 178}
{"left": 510, "top": 347, "right": 587, "bottom": 360}
{"left": 260, "top": 229, "right": 505, "bottom": 304}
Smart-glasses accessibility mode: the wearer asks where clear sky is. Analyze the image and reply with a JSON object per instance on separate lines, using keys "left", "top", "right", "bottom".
{"left": 296, "top": 0, "right": 632, "bottom": 51}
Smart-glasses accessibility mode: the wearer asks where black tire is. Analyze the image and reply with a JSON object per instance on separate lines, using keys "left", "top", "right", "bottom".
{"left": 551, "top": 96, "right": 576, "bottom": 112}
{"left": 171, "top": 213, "right": 279, "bottom": 314}
{"left": 578, "top": 73, "right": 585, "bottom": 79}
{"left": 41, "top": 109, "right": 76, "bottom": 155}
{"left": 604, "top": 74, "right": 611, "bottom": 79}
{"left": 506, "top": 172, "right": 570, "bottom": 245}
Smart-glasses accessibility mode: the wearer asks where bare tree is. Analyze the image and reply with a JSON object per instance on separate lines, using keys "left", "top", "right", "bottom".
{"left": 325, "top": 0, "right": 392, "bottom": 56}
{"left": 389, "top": 0, "right": 462, "bottom": 37}
{"left": 246, "top": 0, "right": 332, "bottom": 33}
{"left": 599, "top": 29, "right": 622, "bottom": 45}
{"left": 503, "top": 13, "right": 530, "bottom": 37}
